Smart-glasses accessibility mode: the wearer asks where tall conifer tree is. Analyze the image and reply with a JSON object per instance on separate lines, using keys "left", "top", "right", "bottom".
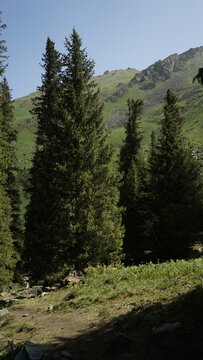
{"left": 0, "top": 78, "right": 23, "bottom": 263}
{"left": 25, "top": 31, "right": 123, "bottom": 277}
{"left": 148, "top": 89, "right": 202, "bottom": 260}
{"left": 119, "top": 99, "right": 148, "bottom": 264}
{"left": 0, "top": 12, "right": 16, "bottom": 286}
{"left": 56, "top": 29, "right": 123, "bottom": 269}
{"left": 24, "top": 38, "right": 63, "bottom": 276}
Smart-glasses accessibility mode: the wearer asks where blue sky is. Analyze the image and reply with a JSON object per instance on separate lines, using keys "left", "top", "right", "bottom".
{"left": 1, "top": 0, "right": 203, "bottom": 99}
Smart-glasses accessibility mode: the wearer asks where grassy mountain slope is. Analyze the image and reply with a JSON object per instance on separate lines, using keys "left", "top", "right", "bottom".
{"left": 13, "top": 47, "right": 203, "bottom": 170}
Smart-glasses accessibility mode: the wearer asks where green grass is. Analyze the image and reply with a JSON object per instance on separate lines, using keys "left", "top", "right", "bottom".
{"left": 1, "top": 258, "right": 202, "bottom": 359}
{"left": 54, "top": 258, "right": 203, "bottom": 312}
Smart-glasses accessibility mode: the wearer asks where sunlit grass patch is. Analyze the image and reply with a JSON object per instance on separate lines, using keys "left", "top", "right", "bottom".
{"left": 55, "top": 258, "right": 203, "bottom": 313}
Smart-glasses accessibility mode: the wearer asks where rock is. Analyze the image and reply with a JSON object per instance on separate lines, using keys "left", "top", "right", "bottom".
{"left": 110, "top": 333, "right": 133, "bottom": 353}
{"left": 0, "top": 292, "right": 10, "bottom": 297}
{"left": 122, "top": 314, "right": 144, "bottom": 330}
{"left": 15, "top": 342, "right": 45, "bottom": 360}
{"left": 43, "top": 286, "right": 57, "bottom": 292}
{"left": 47, "top": 305, "right": 53, "bottom": 312}
{"left": 59, "top": 270, "right": 84, "bottom": 289}
{"left": 0, "top": 309, "right": 9, "bottom": 318}
{"left": 40, "top": 292, "right": 47, "bottom": 297}
{"left": 116, "top": 354, "right": 135, "bottom": 360}
{"left": 22, "top": 314, "right": 29, "bottom": 317}
{"left": 152, "top": 322, "right": 182, "bottom": 334}
{"left": 25, "top": 342, "right": 44, "bottom": 360}
{"left": 61, "top": 351, "right": 73, "bottom": 359}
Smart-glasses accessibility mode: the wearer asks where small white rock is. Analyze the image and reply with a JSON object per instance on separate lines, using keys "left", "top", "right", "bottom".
{"left": 152, "top": 322, "right": 182, "bottom": 334}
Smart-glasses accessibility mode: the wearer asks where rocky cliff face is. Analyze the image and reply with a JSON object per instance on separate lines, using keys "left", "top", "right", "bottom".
{"left": 130, "top": 46, "right": 203, "bottom": 89}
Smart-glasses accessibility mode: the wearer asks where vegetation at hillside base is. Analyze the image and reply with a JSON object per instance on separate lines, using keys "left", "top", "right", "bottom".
{"left": 0, "top": 259, "right": 202, "bottom": 359}
{"left": 24, "top": 29, "right": 124, "bottom": 279}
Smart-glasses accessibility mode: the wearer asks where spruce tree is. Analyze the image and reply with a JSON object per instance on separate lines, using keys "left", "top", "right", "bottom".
{"left": 0, "top": 78, "right": 23, "bottom": 263}
{"left": 0, "top": 13, "right": 16, "bottom": 286}
{"left": 119, "top": 99, "right": 148, "bottom": 264}
{"left": 24, "top": 38, "right": 63, "bottom": 277}
{"left": 56, "top": 29, "right": 124, "bottom": 269}
{"left": 0, "top": 113, "right": 16, "bottom": 287}
{"left": 25, "top": 31, "right": 123, "bottom": 277}
{"left": 148, "top": 89, "right": 202, "bottom": 260}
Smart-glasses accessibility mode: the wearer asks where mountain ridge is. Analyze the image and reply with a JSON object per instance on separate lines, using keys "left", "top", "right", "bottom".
{"left": 13, "top": 45, "right": 203, "bottom": 171}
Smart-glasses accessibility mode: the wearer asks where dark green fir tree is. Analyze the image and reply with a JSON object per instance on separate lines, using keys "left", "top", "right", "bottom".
{"left": 56, "top": 28, "right": 124, "bottom": 270}
{"left": 148, "top": 89, "right": 202, "bottom": 260}
{"left": 0, "top": 78, "right": 23, "bottom": 265}
{"left": 25, "top": 31, "right": 123, "bottom": 277}
{"left": 24, "top": 37, "right": 63, "bottom": 277}
{"left": 119, "top": 99, "right": 148, "bottom": 264}
{"left": 0, "top": 12, "right": 16, "bottom": 286}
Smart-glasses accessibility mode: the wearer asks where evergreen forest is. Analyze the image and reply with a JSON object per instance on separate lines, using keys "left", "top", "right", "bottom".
{"left": 0, "top": 12, "right": 202, "bottom": 288}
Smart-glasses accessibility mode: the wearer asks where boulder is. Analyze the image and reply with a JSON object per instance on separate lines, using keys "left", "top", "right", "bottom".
{"left": 15, "top": 342, "right": 44, "bottom": 360}
{"left": 152, "top": 322, "right": 182, "bottom": 334}
{"left": 0, "top": 309, "right": 9, "bottom": 318}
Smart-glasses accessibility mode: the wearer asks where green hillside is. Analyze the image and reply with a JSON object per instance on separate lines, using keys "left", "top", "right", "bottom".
{"left": 13, "top": 47, "right": 203, "bottom": 170}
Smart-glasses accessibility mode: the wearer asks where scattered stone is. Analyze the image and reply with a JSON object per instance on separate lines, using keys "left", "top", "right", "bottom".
{"left": 40, "top": 292, "right": 47, "bottom": 297}
{"left": 59, "top": 270, "right": 84, "bottom": 289}
{"left": 61, "top": 350, "right": 73, "bottom": 359}
{"left": 152, "top": 322, "right": 182, "bottom": 334}
{"left": 0, "top": 309, "right": 9, "bottom": 318}
{"left": 15, "top": 342, "right": 45, "bottom": 360}
{"left": 22, "top": 314, "right": 29, "bottom": 317}
{"left": 0, "top": 292, "right": 10, "bottom": 297}
{"left": 110, "top": 333, "right": 133, "bottom": 353}
{"left": 122, "top": 314, "right": 144, "bottom": 330}
{"left": 43, "top": 286, "right": 57, "bottom": 292}
{"left": 36, "top": 288, "right": 43, "bottom": 296}
{"left": 47, "top": 305, "right": 53, "bottom": 312}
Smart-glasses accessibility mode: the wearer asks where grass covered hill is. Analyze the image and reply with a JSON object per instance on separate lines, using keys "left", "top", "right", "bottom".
{"left": 13, "top": 46, "right": 203, "bottom": 169}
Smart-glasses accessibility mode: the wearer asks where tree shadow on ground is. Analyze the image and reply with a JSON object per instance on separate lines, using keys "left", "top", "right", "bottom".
{"left": 46, "top": 286, "right": 203, "bottom": 360}
{"left": 4, "top": 286, "right": 203, "bottom": 360}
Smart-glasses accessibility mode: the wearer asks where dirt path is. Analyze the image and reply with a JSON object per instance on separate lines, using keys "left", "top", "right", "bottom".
{"left": 11, "top": 305, "right": 98, "bottom": 339}
{"left": 9, "top": 305, "right": 112, "bottom": 359}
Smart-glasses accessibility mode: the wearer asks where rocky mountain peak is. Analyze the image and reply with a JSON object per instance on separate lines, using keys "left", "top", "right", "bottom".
{"left": 130, "top": 46, "right": 203, "bottom": 89}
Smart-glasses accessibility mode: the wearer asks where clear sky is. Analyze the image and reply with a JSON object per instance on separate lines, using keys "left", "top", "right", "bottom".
{"left": 1, "top": 0, "right": 203, "bottom": 99}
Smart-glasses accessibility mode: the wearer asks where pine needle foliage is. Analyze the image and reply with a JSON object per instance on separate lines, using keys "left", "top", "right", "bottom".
{"left": 148, "top": 89, "right": 203, "bottom": 260}
{"left": 25, "top": 31, "right": 124, "bottom": 277}
{"left": 24, "top": 38, "right": 63, "bottom": 277}
{"left": 0, "top": 13, "right": 17, "bottom": 286}
{"left": 0, "top": 11, "right": 7, "bottom": 76}
{"left": 0, "top": 78, "right": 23, "bottom": 263}
{"left": 119, "top": 99, "right": 148, "bottom": 264}
{"left": 56, "top": 29, "right": 124, "bottom": 269}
